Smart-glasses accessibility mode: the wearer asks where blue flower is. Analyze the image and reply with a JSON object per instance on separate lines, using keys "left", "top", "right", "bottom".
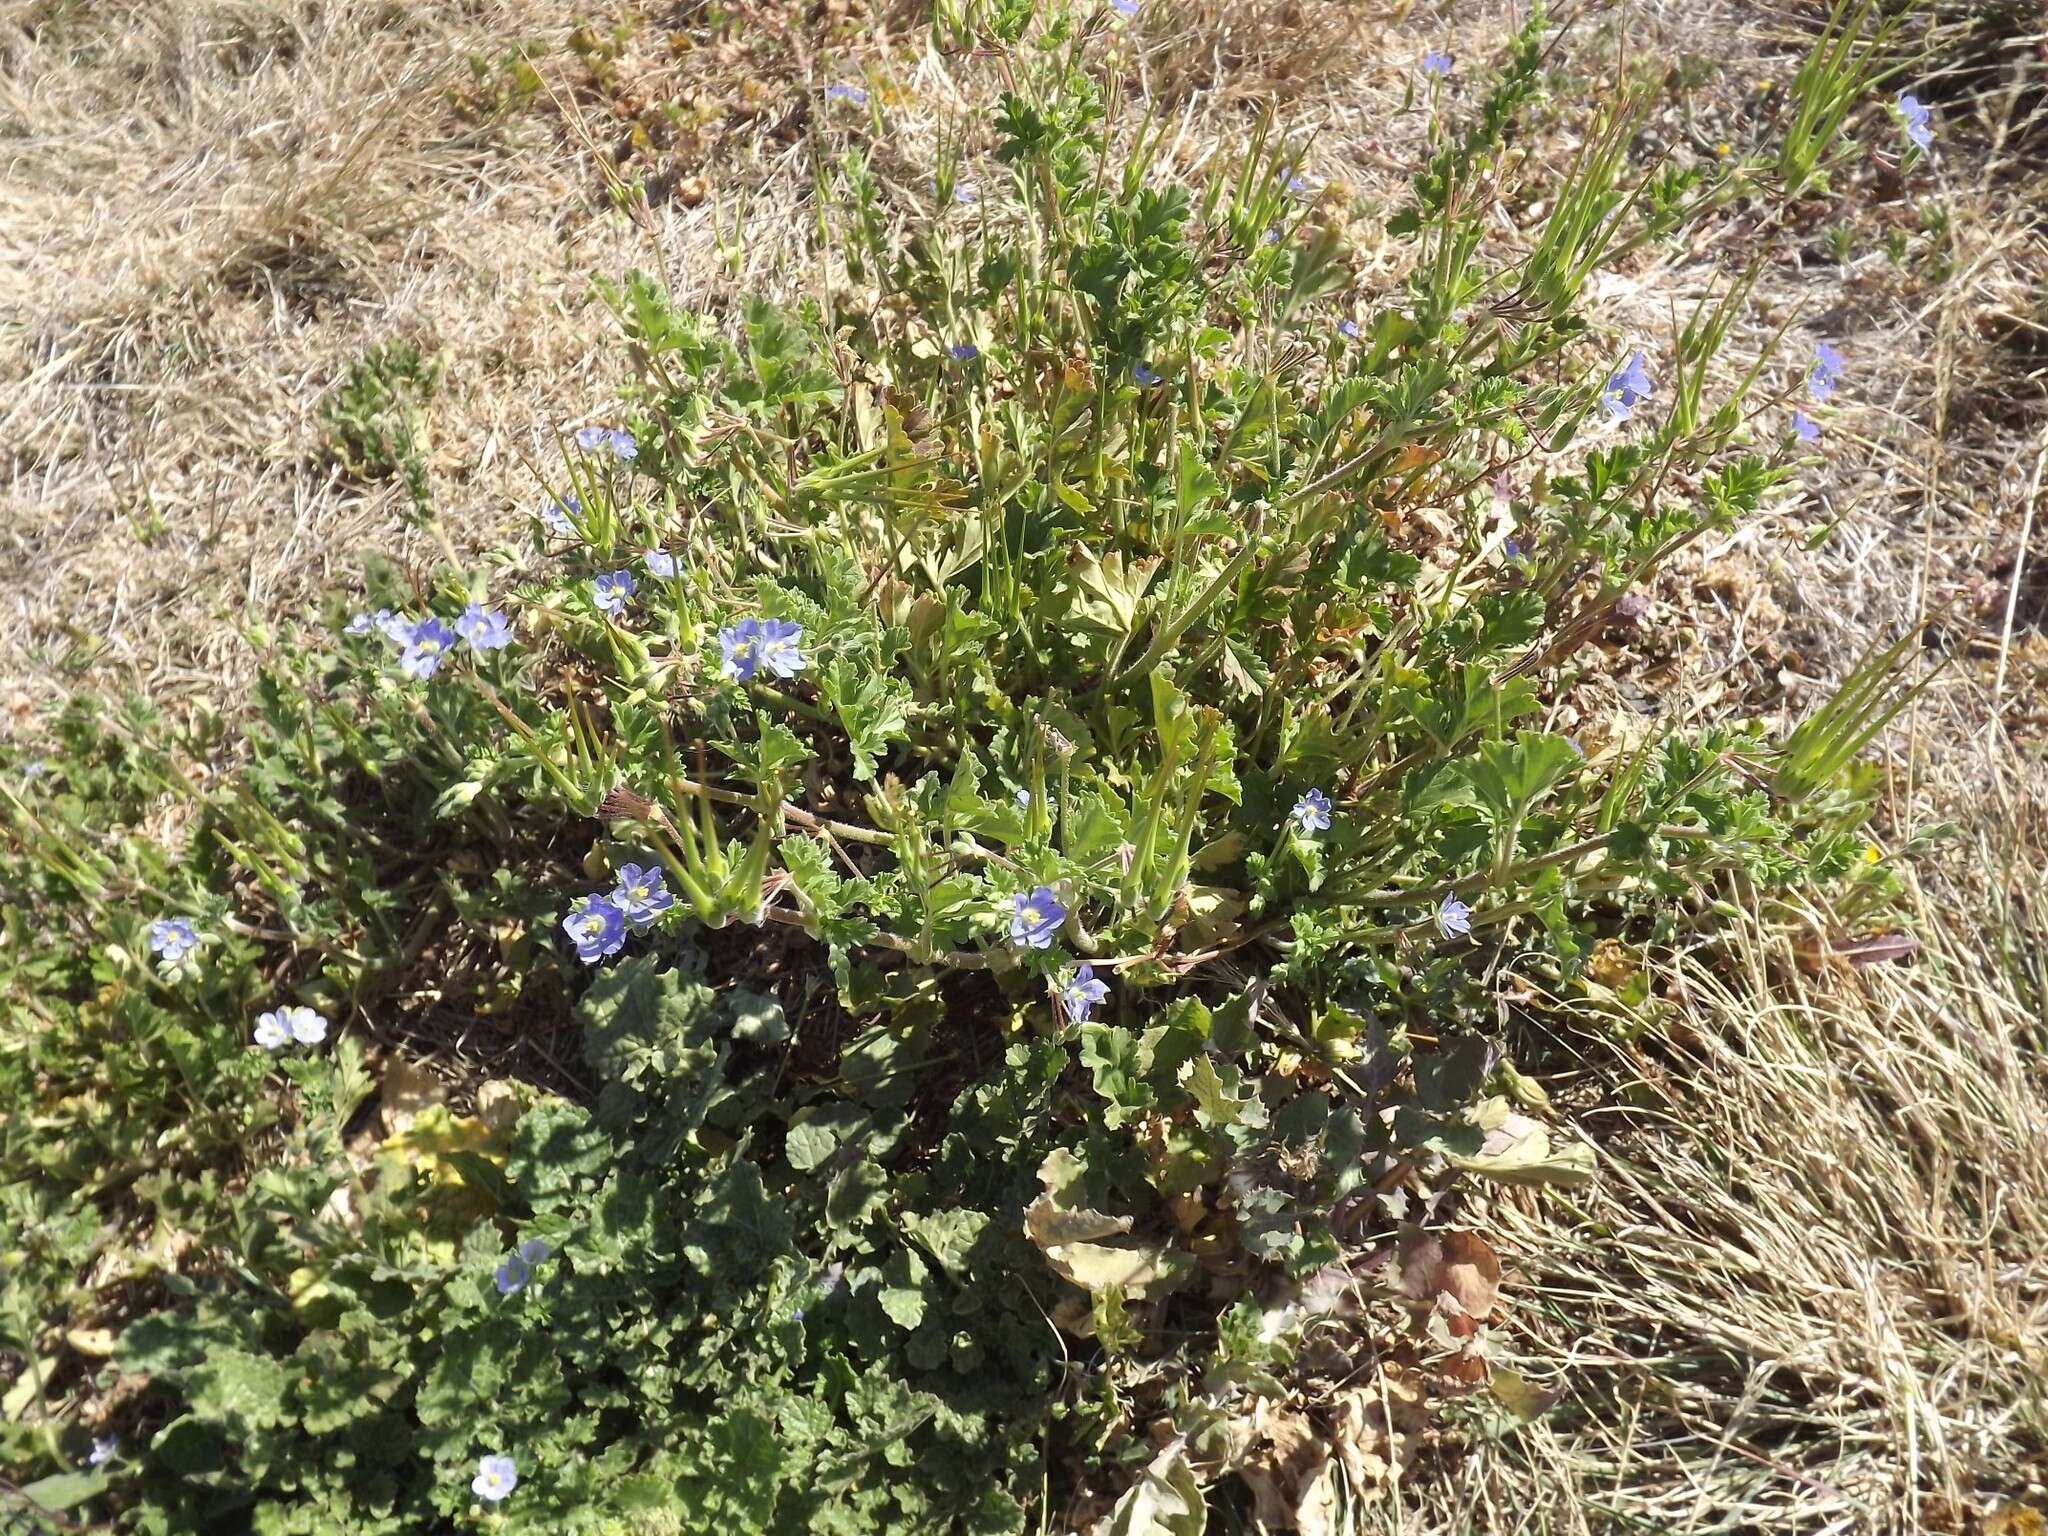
{"left": 1809, "top": 342, "right": 1846, "bottom": 403}
{"left": 720, "top": 617, "right": 806, "bottom": 680}
{"left": 88, "top": 1437, "right": 116, "bottom": 1468}
{"left": 1337, "top": 319, "right": 1360, "bottom": 340}
{"left": 1503, "top": 538, "right": 1525, "bottom": 561}
{"left": 1134, "top": 363, "right": 1161, "bottom": 386}
{"left": 344, "top": 608, "right": 403, "bottom": 639}
{"left": 1109, "top": 0, "right": 1138, "bottom": 17}
{"left": 826, "top": 82, "right": 868, "bottom": 105}
{"left": 563, "top": 894, "right": 628, "bottom": 963}
{"left": 1437, "top": 893, "right": 1473, "bottom": 940}
{"left": 494, "top": 1239, "right": 551, "bottom": 1293}
{"left": 148, "top": 916, "right": 201, "bottom": 963}
{"left": 575, "top": 426, "right": 637, "bottom": 461}
{"left": 1009, "top": 886, "right": 1066, "bottom": 950}
{"left": 1291, "top": 789, "right": 1332, "bottom": 835}
{"left": 1059, "top": 963, "right": 1109, "bottom": 1023}
{"left": 254, "top": 1006, "right": 327, "bottom": 1049}
{"left": 755, "top": 617, "right": 806, "bottom": 678}
{"left": 1792, "top": 410, "right": 1821, "bottom": 443}
{"left": 494, "top": 1253, "right": 531, "bottom": 1294}
{"left": 950, "top": 343, "right": 979, "bottom": 361}
{"left": 400, "top": 617, "right": 458, "bottom": 679}
{"left": 1897, "top": 91, "right": 1933, "bottom": 152}
{"left": 542, "top": 496, "right": 580, "bottom": 536}
{"left": 610, "top": 862, "right": 674, "bottom": 930}
{"left": 592, "top": 570, "right": 636, "bottom": 618}
{"left": 472, "top": 1454, "right": 518, "bottom": 1503}
{"left": 1013, "top": 787, "right": 1032, "bottom": 811}
{"left": 719, "top": 620, "right": 761, "bottom": 680}
{"left": 645, "top": 548, "right": 677, "bottom": 578}
{"left": 1601, "top": 350, "right": 1655, "bottom": 422}
{"left": 1420, "top": 49, "right": 1453, "bottom": 77}
{"left": 454, "top": 603, "right": 513, "bottom": 652}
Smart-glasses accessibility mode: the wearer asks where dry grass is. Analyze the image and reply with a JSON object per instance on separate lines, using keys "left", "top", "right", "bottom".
{"left": 3, "top": 0, "right": 2046, "bottom": 1528}
{"left": 0, "top": 0, "right": 830, "bottom": 728}
{"left": 1418, "top": 825, "right": 2048, "bottom": 1533}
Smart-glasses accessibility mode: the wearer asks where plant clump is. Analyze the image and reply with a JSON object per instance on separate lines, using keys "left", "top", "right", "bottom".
{"left": 0, "top": 4, "right": 1925, "bottom": 1531}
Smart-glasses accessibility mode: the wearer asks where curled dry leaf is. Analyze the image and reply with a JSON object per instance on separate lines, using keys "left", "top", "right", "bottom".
{"left": 1233, "top": 1400, "right": 1330, "bottom": 1535}
{"left": 1444, "top": 1096, "right": 1595, "bottom": 1187}
{"left": 1229, "top": 1369, "right": 1427, "bottom": 1533}
{"left": 1489, "top": 1367, "right": 1564, "bottom": 1422}
{"left": 473, "top": 1078, "right": 523, "bottom": 1133}
{"left": 1394, "top": 1226, "right": 1501, "bottom": 1337}
{"left": 1092, "top": 1442, "right": 1206, "bottom": 1536}
{"left": 1025, "top": 1148, "right": 1191, "bottom": 1305}
{"left": 1830, "top": 930, "right": 1922, "bottom": 966}
{"left": 1330, "top": 1367, "right": 1426, "bottom": 1493}
{"left": 1024, "top": 1192, "right": 1131, "bottom": 1248}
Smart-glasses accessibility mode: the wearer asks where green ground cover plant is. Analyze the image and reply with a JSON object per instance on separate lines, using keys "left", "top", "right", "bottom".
{"left": 2, "top": 2, "right": 1938, "bottom": 1530}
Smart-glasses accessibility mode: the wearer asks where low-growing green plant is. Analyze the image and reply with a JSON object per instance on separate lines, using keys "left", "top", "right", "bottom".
{"left": 2, "top": 4, "right": 1924, "bottom": 1531}
{"left": 320, "top": 341, "right": 444, "bottom": 517}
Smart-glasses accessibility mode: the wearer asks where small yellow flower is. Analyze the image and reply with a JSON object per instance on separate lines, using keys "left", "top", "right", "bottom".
{"left": 1864, "top": 842, "right": 1881, "bottom": 864}
{"left": 1715, "top": 142, "right": 1732, "bottom": 158}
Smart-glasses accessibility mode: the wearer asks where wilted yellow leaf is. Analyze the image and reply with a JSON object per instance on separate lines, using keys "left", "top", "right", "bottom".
{"left": 63, "top": 1328, "right": 115, "bottom": 1358}
{"left": 1040, "top": 1239, "right": 1192, "bottom": 1300}
{"left": 1093, "top": 1442, "right": 1206, "bottom": 1536}
{"left": 378, "top": 1054, "right": 449, "bottom": 1138}
{"left": 1489, "top": 1367, "right": 1563, "bottom": 1422}
{"left": 1445, "top": 1097, "right": 1596, "bottom": 1187}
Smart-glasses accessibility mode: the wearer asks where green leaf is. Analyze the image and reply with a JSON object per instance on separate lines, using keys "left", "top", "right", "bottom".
{"left": 819, "top": 658, "right": 913, "bottom": 782}
{"left": 902, "top": 1208, "right": 989, "bottom": 1279}
{"left": 723, "top": 987, "right": 789, "bottom": 1043}
{"left": 1459, "top": 730, "right": 1583, "bottom": 828}
{"left": 15, "top": 1470, "right": 108, "bottom": 1514}
{"left": 190, "top": 1348, "right": 294, "bottom": 1430}
{"left": 1179, "top": 1054, "right": 1252, "bottom": 1130}
{"left": 825, "top": 1158, "right": 889, "bottom": 1234}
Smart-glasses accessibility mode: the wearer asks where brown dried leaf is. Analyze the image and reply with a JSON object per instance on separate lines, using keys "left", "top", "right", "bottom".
{"left": 1395, "top": 1227, "right": 1501, "bottom": 1335}
{"left": 1831, "top": 930, "right": 1922, "bottom": 966}
{"left": 1330, "top": 1368, "right": 1426, "bottom": 1494}
{"left": 1234, "top": 1400, "right": 1330, "bottom": 1534}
